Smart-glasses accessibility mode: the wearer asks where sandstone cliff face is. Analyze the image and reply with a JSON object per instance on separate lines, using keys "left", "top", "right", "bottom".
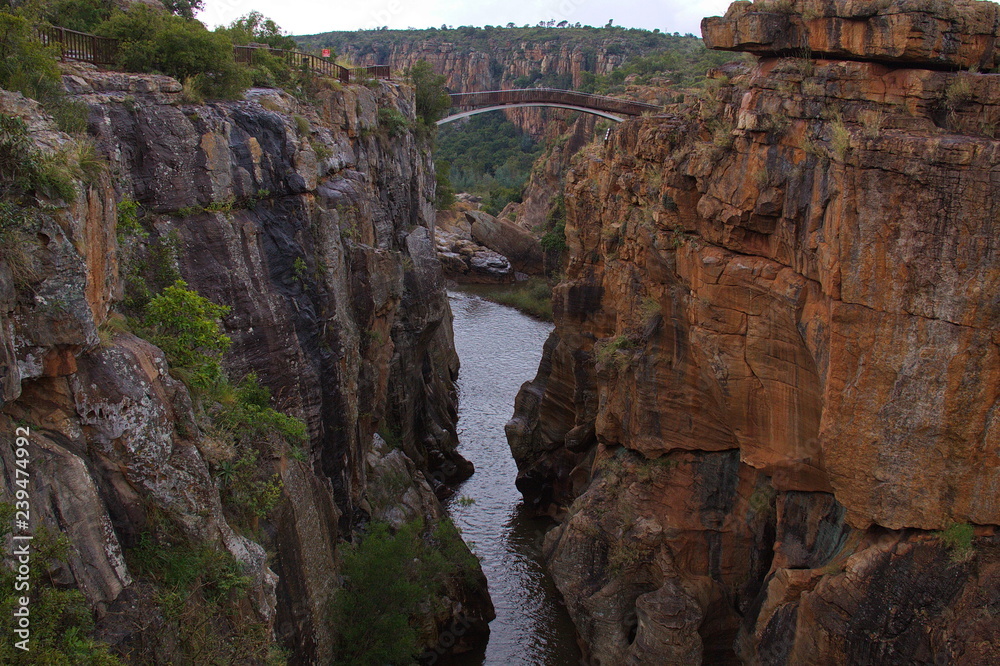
{"left": 1, "top": 64, "right": 490, "bottom": 663}
{"left": 337, "top": 36, "right": 629, "bottom": 138}
{"left": 508, "top": 1, "right": 1000, "bottom": 663}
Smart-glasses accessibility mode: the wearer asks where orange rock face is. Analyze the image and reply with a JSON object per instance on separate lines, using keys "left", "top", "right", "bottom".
{"left": 508, "top": 1, "right": 1000, "bottom": 662}
{"left": 703, "top": 0, "right": 1000, "bottom": 70}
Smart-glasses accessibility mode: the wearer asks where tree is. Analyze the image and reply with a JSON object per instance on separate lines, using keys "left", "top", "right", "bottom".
{"left": 144, "top": 279, "right": 231, "bottom": 388}
{"left": 162, "top": 0, "right": 204, "bottom": 19}
{"left": 222, "top": 11, "right": 296, "bottom": 50}
{"left": 408, "top": 60, "right": 450, "bottom": 127}
{"left": 98, "top": 5, "right": 250, "bottom": 99}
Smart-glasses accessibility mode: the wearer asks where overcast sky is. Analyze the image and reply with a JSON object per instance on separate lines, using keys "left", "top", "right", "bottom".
{"left": 198, "top": 0, "right": 735, "bottom": 37}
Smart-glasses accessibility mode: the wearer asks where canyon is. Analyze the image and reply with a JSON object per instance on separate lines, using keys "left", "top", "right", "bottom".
{"left": 2, "top": 0, "right": 999, "bottom": 663}
{"left": 507, "top": 0, "right": 1000, "bottom": 663}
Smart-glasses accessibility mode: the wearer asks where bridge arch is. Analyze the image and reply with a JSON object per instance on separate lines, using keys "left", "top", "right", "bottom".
{"left": 438, "top": 88, "right": 660, "bottom": 125}
{"left": 438, "top": 103, "right": 626, "bottom": 125}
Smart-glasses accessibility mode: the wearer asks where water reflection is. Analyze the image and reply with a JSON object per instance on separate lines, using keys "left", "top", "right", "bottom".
{"left": 445, "top": 291, "right": 582, "bottom": 666}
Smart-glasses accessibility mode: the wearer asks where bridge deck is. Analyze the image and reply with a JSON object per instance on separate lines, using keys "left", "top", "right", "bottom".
{"left": 448, "top": 89, "right": 661, "bottom": 117}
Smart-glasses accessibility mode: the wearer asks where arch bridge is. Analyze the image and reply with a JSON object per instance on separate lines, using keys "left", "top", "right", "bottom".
{"left": 438, "top": 88, "right": 662, "bottom": 124}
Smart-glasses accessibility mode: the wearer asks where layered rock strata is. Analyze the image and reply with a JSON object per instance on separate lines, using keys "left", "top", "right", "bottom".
{"left": 508, "top": 1, "right": 1000, "bottom": 663}
{"left": 1, "top": 63, "right": 491, "bottom": 663}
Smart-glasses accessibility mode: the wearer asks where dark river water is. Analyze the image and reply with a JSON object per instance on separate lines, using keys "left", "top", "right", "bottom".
{"left": 445, "top": 291, "right": 583, "bottom": 665}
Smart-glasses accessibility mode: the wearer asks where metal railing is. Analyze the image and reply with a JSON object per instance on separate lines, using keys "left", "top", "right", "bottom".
{"left": 36, "top": 26, "right": 118, "bottom": 66}
{"left": 448, "top": 88, "right": 662, "bottom": 116}
{"left": 233, "top": 45, "right": 353, "bottom": 83}
{"left": 35, "top": 26, "right": 391, "bottom": 84}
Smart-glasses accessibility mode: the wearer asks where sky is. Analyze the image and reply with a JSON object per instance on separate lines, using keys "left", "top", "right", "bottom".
{"left": 197, "top": 0, "right": 735, "bottom": 37}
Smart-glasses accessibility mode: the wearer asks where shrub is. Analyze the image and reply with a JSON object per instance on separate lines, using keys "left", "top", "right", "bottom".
{"left": 594, "top": 334, "right": 638, "bottom": 369}
{"left": 330, "top": 518, "right": 479, "bottom": 665}
{"left": 98, "top": 6, "right": 250, "bottom": 100}
{"left": 0, "top": 113, "right": 76, "bottom": 201}
{"left": 936, "top": 522, "right": 975, "bottom": 562}
{"left": 43, "top": 0, "right": 113, "bottom": 33}
{"left": 377, "top": 106, "right": 410, "bottom": 137}
{"left": 830, "top": 115, "right": 851, "bottom": 160}
{"left": 124, "top": 524, "right": 277, "bottom": 663}
{"left": 0, "top": 11, "right": 62, "bottom": 103}
{"left": 0, "top": 510, "right": 124, "bottom": 665}
{"left": 408, "top": 60, "right": 451, "bottom": 127}
{"left": 540, "top": 194, "right": 567, "bottom": 252}
{"left": 143, "top": 279, "right": 231, "bottom": 389}
{"left": 434, "top": 159, "right": 456, "bottom": 209}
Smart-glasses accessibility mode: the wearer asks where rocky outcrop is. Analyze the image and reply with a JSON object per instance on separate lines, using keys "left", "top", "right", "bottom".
{"left": 1, "top": 62, "right": 490, "bottom": 663}
{"left": 467, "top": 210, "right": 544, "bottom": 274}
{"left": 508, "top": 1, "right": 1000, "bottom": 662}
{"left": 703, "top": 0, "right": 1000, "bottom": 69}
{"left": 435, "top": 207, "right": 515, "bottom": 283}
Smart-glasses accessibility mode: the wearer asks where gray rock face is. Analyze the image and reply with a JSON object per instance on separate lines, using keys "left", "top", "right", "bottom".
{"left": 1, "top": 69, "right": 487, "bottom": 662}
{"left": 466, "top": 210, "right": 544, "bottom": 275}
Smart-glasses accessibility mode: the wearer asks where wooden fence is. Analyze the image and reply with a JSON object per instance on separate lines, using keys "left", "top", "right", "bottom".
{"left": 35, "top": 27, "right": 390, "bottom": 84}
{"left": 36, "top": 26, "right": 118, "bottom": 66}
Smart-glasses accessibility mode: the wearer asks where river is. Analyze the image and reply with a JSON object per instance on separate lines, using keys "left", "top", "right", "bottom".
{"left": 445, "top": 290, "right": 582, "bottom": 665}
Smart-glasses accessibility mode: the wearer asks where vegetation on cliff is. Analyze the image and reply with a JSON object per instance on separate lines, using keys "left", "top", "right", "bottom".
{"left": 297, "top": 24, "right": 699, "bottom": 64}
{"left": 0, "top": 508, "right": 123, "bottom": 665}
{"left": 330, "top": 518, "right": 480, "bottom": 665}
{"left": 2, "top": 0, "right": 326, "bottom": 101}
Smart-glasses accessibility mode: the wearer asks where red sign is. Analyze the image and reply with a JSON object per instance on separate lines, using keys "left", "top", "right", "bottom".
{"left": 321, "top": 49, "right": 331, "bottom": 58}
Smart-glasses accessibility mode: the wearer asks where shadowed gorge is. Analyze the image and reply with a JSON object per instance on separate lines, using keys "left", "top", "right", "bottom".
{"left": 2, "top": 0, "right": 1000, "bottom": 663}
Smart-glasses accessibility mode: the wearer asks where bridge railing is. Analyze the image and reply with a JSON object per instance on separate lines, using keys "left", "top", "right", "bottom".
{"left": 448, "top": 88, "right": 661, "bottom": 116}
{"left": 36, "top": 26, "right": 118, "bottom": 66}
{"left": 234, "top": 45, "right": 352, "bottom": 83}
{"left": 35, "top": 26, "right": 391, "bottom": 84}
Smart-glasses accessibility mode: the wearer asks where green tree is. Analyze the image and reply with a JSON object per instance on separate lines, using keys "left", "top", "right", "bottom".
{"left": 143, "top": 279, "right": 231, "bottom": 388}
{"left": 221, "top": 10, "right": 296, "bottom": 50}
{"left": 331, "top": 522, "right": 423, "bottom": 665}
{"left": 97, "top": 5, "right": 250, "bottom": 99}
{"left": 43, "top": 0, "right": 112, "bottom": 33}
{"left": 434, "top": 159, "right": 456, "bottom": 209}
{"left": 162, "top": 0, "right": 204, "bottom": 19}
{"left": 408, "top": 60, "right": 451, "bottom": 127}
{"left": 0, "top": 11, "right": 62, "bottom": 103}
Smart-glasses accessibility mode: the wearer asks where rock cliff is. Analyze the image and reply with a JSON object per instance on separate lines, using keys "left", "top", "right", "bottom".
{"left": 508, "top": 1, "right": 1000, "bottom": 662}
{"left": 1, "top": 63, "right": 491, "bottom": 663}
{"left": 299, "top": 28, "right": 663, "bottom": 137}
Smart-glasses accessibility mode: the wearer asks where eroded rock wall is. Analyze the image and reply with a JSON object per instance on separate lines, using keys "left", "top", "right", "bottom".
{"left": 508, "top": 1, "right": 1000, "bottom": 662}
{"left": 1, "top": 65, "right": 490, "bottom": 663}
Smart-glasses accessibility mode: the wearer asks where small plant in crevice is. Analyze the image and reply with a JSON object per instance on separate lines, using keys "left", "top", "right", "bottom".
{"left": 944, "top": 75, "right": 974, "bottom": 111}
{"left": 594, "top": 334, "right": 639, "bottom": 371}
{"left": 0, "top": 201, "right": 37, "bottom": 287}
{"left": 860, "top": 108, "right": 888, "bottom": 139}
{"left": 748, "top": 483, "right": 778, "bottom": 517}
{"left": 936, "top": 522, "right": 975, "bottom": 563}
{"left": 669, "top": 224, "right": 695, "bottom": 249}
{"left": 635, "top": 455, "right": 677, "bottom": 483}
{"left": 830, "top": 115, "right": 851, "bottom": 161}
{"left": 377, "top": 107, "right": 411, "bottom": 138}
{"left": 292, "top": 256, "right": 308, "bottom": 282}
